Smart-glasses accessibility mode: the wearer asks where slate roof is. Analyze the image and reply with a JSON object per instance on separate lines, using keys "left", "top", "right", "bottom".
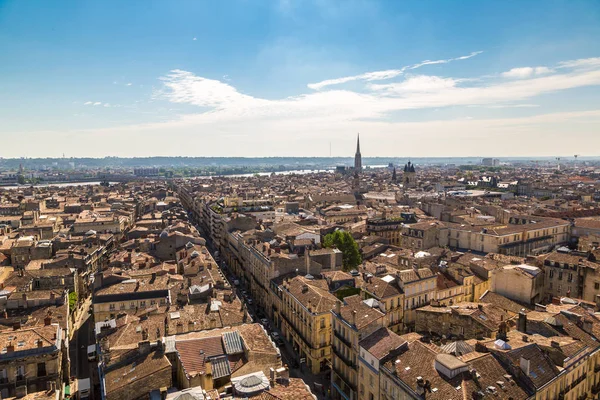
{"left": 223, "top": 331, "right": 244, "bottom": 355}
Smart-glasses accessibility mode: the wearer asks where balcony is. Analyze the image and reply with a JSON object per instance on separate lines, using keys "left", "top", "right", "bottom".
{"left": 332, "top": 369, "right": 356, "bottom": 400}
{"left": 332, "top": 345, "right": 356, "bottom": 369}
{"left": 334, "top": 330, "right": 352, "bottom": 348}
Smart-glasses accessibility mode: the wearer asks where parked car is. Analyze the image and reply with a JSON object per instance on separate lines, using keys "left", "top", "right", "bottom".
{"left": 260, "top": 318, "right": 269, "bottom": 327}
{"left": 271, "top": 332, "right": 284, "bottom": 346}
{"left": 247, "top": 298, "right": 253, "bottom": 305}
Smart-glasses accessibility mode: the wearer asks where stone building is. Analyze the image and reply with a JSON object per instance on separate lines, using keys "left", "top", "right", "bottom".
{"left": 0, "top": 322, "right": 64, "bottom": 398}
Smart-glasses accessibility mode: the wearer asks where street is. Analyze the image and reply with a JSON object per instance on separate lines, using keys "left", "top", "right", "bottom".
{"left": 200, "top": 225, "right": 330, "bottom": 399}
{"left": 69, "top": 296, "right": 97, "bottom": 398}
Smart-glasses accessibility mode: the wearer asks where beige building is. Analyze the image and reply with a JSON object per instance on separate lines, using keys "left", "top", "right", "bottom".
{"left": 274, "top": 275, "right": 337, "bottom": 374}
{"left": 0, "top": 323, "right": 64, "bottom": 398}
{"left": 357, "top": 327, "right": 405, "bottom": 400}
{"left": 93, "top": 275, "right": 171, "bottom": 321}
{"left": 396, "top": 267, "right": 437, "bottom": 331}
{"left": 442, "top": 216, "right": 570, "bottom": 256}
{"left": 490, "top": 264, "right": 544, "bottom": 305}
{"left": 331, "top": 295, "right": 385, "bottom": 400}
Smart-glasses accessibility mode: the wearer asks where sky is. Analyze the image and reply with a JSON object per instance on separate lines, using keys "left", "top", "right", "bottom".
{"left": 1, "top": 0, "right": 600, "bottom": 158}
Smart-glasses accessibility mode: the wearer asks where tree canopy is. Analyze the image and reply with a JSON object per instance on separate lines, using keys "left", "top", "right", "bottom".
{"left": 323, "top": 230, "right": 362, "bottom": 271}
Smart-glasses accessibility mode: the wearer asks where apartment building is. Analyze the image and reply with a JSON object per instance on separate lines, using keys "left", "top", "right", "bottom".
{"left": 272, "top": 275, "right": 337, "bottom": 374}
{"left": 0, "top": 322, "right": 64, "bottom": 398}
{"left": 93, "top": 274, "right": 171, "bottom": 321}
{"left": 331, "top": 295, "right": 385, "bottom": 400}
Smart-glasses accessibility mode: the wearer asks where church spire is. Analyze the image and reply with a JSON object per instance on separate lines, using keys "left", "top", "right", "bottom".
{"left": 354, "top": 133, "right": 362, "bottom": 172}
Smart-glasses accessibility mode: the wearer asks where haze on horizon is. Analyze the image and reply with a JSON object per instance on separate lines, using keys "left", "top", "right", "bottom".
{"left": 1, "top": 0, "right": 600, "bottom": 158}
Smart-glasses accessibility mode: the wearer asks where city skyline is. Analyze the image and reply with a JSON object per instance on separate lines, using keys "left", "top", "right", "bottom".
{"left": 2, "top": 1, "right": 600, "bottom": 157}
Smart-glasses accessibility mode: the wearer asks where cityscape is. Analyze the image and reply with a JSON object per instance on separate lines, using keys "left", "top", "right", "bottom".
{"left": 2, "top": 1, "right": 600, "bottom": 400}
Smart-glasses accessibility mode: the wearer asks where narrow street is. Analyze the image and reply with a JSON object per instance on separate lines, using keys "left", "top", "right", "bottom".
{"left": 196, "top": 223, "right": 330, "bottom": 399}
{"left": 69, "top": 296, "right": 97, "bottom": 398}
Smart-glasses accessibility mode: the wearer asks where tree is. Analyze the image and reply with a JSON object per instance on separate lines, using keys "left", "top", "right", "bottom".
{"left": 68, "top": 291, "right": 78, "bottom": 310}
{"left": 323, "top": 230, "right": 362, "bottom": 271}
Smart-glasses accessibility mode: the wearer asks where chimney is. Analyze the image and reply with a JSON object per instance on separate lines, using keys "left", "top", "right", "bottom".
{"left": 351, "top": 310, "right": 357, "bottom": 327}
{"left": 477, "top": 304, "right": 483, "bottom": 311}
{"left": 550, "top": 340, "right": 560, "bottom": 349}
{"left": 138, "top": 340, "right": 151, "bottom": 355}
{"left": 22, "top": 293, "right": 27, "bottom": 302}
{"left": 519, "top": 357, "right": 531, "bottom": 376}
{"left": 6, "top": 342, "right": 14, "bottom": 353}
{"left": 44, "top": 315, "right": 52, "bottom": 326}
{"left": 335, "top": 301, "right": 341, "bottom": 315}
{"left": 582, "top": 319, "right": 593, "bottom": 334}
{"left": 269, "top": 367, "right": 277, "bottom": 386}
{"left": 37, "top": 339, "right": 43, "bottom": 348}
{"left": 305, "top": 250, "right": 311, "bottom": 275}
{"left": 13, "top": 322, "right": 21, "bottom": 330}
{"left": 518, "top": 310, "right": 527, "bottom": 333}
{"left": 160, "top": 387, "right": 168, "bottom": 400}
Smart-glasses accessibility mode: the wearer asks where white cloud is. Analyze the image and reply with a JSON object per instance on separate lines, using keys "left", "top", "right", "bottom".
{"left": 193, "top": 37, "right": 197, "bottom": 41}
{"left": 84, "top": 101, "right": 93, "bottom": 105}
{"left": 501, "top": 66, "right": 553, "bottom": 79}
{"left": 558, "top": 57, "right": 600, "bottom": 69}
{"left": 47, "top": 55, "right": 600, "bottom": 157}
{"left": 126, "top": 83, "right": 132, "bottom": 86}
{"left": 104, "top": 103, "right": 111, "bottom": 107}
{"left": 368, "top": 75, "right": 460, "bottom": 93}
{"left": 93, "top": 102, "right": 102, "bottom": 106}
{"left": 156, "top": 56, "right": 600, "bottom": 126}
{"left": 307, "top": 51, "right": 482, "bottom": 90}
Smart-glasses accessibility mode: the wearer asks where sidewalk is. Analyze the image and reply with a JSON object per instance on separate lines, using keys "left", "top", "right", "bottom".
{"left": 275, "top": 327, "right": 330, "bottom": 400}
{"left": 70, "top": 296, "right": 91, "bottom": 340}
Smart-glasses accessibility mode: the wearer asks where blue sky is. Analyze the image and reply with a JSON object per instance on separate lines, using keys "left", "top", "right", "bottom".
{"left": 1, "top": 0, "right": 600, "bottom": 157}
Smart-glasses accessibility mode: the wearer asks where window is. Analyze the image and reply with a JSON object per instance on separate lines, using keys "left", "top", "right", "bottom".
{"left": 320, "top": 319, "right": 325, "bottom": 329}
{"left": 16, "top": 365, "right": 24, "bottom": 381}
{"left": 130, "top": 302, "right": 136, "bottom": 309}
{"left": 109, "top": 303, "right": 115, "bottom": 310}
{"left": 558, "top": 272, "right": 563, "bottom": 280}
{"left": 369, "top": 374, "right": 374, "bottom": 387}
{"left": 37, "top": 362, "right": 46, "bottom": 377}
{"left": 549, "top": 270, "right": 554, "bottom": 279}
{"left": 596, "top": 282, "right": 600, "bottom": 290}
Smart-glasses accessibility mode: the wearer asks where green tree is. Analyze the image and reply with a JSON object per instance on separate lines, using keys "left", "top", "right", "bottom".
{"left": 68, "top": 291, "right": 78, "bottom": 310}
{"left": 323, "top": 230, "right": 362, "bottom": 271}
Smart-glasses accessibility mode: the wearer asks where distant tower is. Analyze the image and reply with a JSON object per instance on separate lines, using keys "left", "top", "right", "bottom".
{"left": 392, "top": 167, "right": 397, "bottom": 182}
{"left": 354, "top": 133, "right": 362, "bottom": 172}
{"left": 403, "top": 161, "right": 417, "bottom": 188}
